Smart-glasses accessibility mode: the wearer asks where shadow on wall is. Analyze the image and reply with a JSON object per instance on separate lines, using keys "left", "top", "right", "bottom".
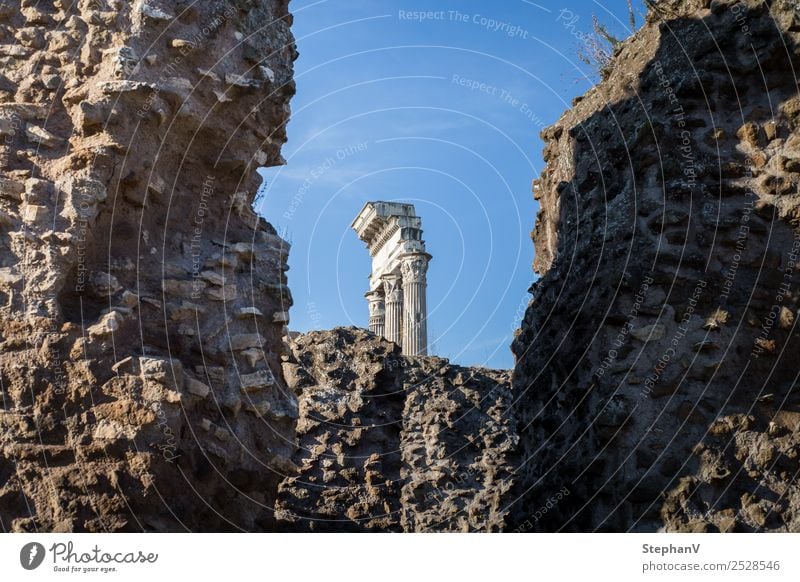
{"left": 510, "top": 0, "right": 800, "bottom": 532}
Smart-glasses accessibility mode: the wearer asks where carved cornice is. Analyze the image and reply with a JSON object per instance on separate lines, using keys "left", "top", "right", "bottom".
{"left": 368, "top": 220, "right": 400, "bottom": 257}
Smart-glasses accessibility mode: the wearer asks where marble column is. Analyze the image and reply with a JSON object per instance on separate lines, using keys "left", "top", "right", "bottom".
{"left": 383, "top": 275, "right": 403, "bottom": 348}
{"left": 366, "top": 290, "right": 385, "bottom": 338}
{"left": 401, "top": 254, "right": 429, "bottom": 356}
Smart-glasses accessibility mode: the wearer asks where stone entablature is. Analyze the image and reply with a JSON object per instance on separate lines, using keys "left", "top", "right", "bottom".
{"left": 352, "top": 202, "right": 431, "bottom": 356}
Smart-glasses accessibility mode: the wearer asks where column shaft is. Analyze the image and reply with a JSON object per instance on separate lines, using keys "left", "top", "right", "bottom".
{"left": 383, "top": 277, "right": 403, "bottom": 348}
{"left": 402, "top": 281, "right": 427, "bottom": 356}
{"left": 370, "top": 317, "right": 385, "bottom": 338}
{"left": 401, "top": 255, "right": 429, "bottom": 356}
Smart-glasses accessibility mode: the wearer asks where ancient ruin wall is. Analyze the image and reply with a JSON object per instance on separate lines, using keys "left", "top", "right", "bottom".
{"left": 276, "top": 328, "right": 517, "bottom": 532}
{"left": 0, "top": 0, "right": 297, "bottom": 531}
{"left": 512, "top": 0, "right": 800, "bottom": 532}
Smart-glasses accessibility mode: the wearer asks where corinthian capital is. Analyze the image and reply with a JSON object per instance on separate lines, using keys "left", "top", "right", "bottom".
{"left": 382, "top": 275, "right": 402, "bottom": 302}
{"left": 401, "top": 255, "right": 429, "bottom": 284}
{"left": 366, "top": 292, "right": 385, "bottom": 316}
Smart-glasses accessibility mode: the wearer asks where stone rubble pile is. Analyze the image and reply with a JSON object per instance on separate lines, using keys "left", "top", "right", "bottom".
{"left": 276, "top": 327, "right": 517, "bottom": 532}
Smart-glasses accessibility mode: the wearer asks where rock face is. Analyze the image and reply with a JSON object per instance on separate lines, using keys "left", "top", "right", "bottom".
{"left": 276, "top": 328, "right": 517, "bottom": 532}
{"left": 0, "top": 0, "right": 297, "bottom": 531}
{"left": 512, "top": 0, "right": 800, "bottom": 532}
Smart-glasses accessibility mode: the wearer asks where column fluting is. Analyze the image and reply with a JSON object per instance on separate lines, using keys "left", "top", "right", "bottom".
{"left": 383, "top": 275, "right": 403, "bottom": 348}
{"left": 401, "top": 255, "right": 429, "bottom": 356}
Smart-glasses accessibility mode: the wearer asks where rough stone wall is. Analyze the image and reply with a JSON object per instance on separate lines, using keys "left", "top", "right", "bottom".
{"left": 276, "top": 327, "right": 517, "bottom": 532}
{"left": 512, "top": 0, "right": 800, "bottom": 532}
{"left": 0, "top": 0, "right": 297, "bottom": 531}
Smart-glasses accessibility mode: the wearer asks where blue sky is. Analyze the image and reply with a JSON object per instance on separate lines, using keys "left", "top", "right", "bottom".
{"left": 259, "top": 0, "right": 646, "bottom": 369}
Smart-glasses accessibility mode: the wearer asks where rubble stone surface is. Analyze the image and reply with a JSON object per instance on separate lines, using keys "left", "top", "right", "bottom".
{"left": 0, "top": 0, "right": 297, "bottom": 531}
{"left": 276, "top": 328, "right": 517, "bottom": 532}
{"left": 511, "top": 0, "right": 800, "bottom": 532}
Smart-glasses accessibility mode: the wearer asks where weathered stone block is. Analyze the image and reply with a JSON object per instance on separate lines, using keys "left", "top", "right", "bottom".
{"left": 230, "top": 333, "right": 266, "bottom": 351}
{"left": 239, "top": 370, "right": 274, "bottom": 393}
{"left": 185, "top": 377, "right": 211, "bottom": 398}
